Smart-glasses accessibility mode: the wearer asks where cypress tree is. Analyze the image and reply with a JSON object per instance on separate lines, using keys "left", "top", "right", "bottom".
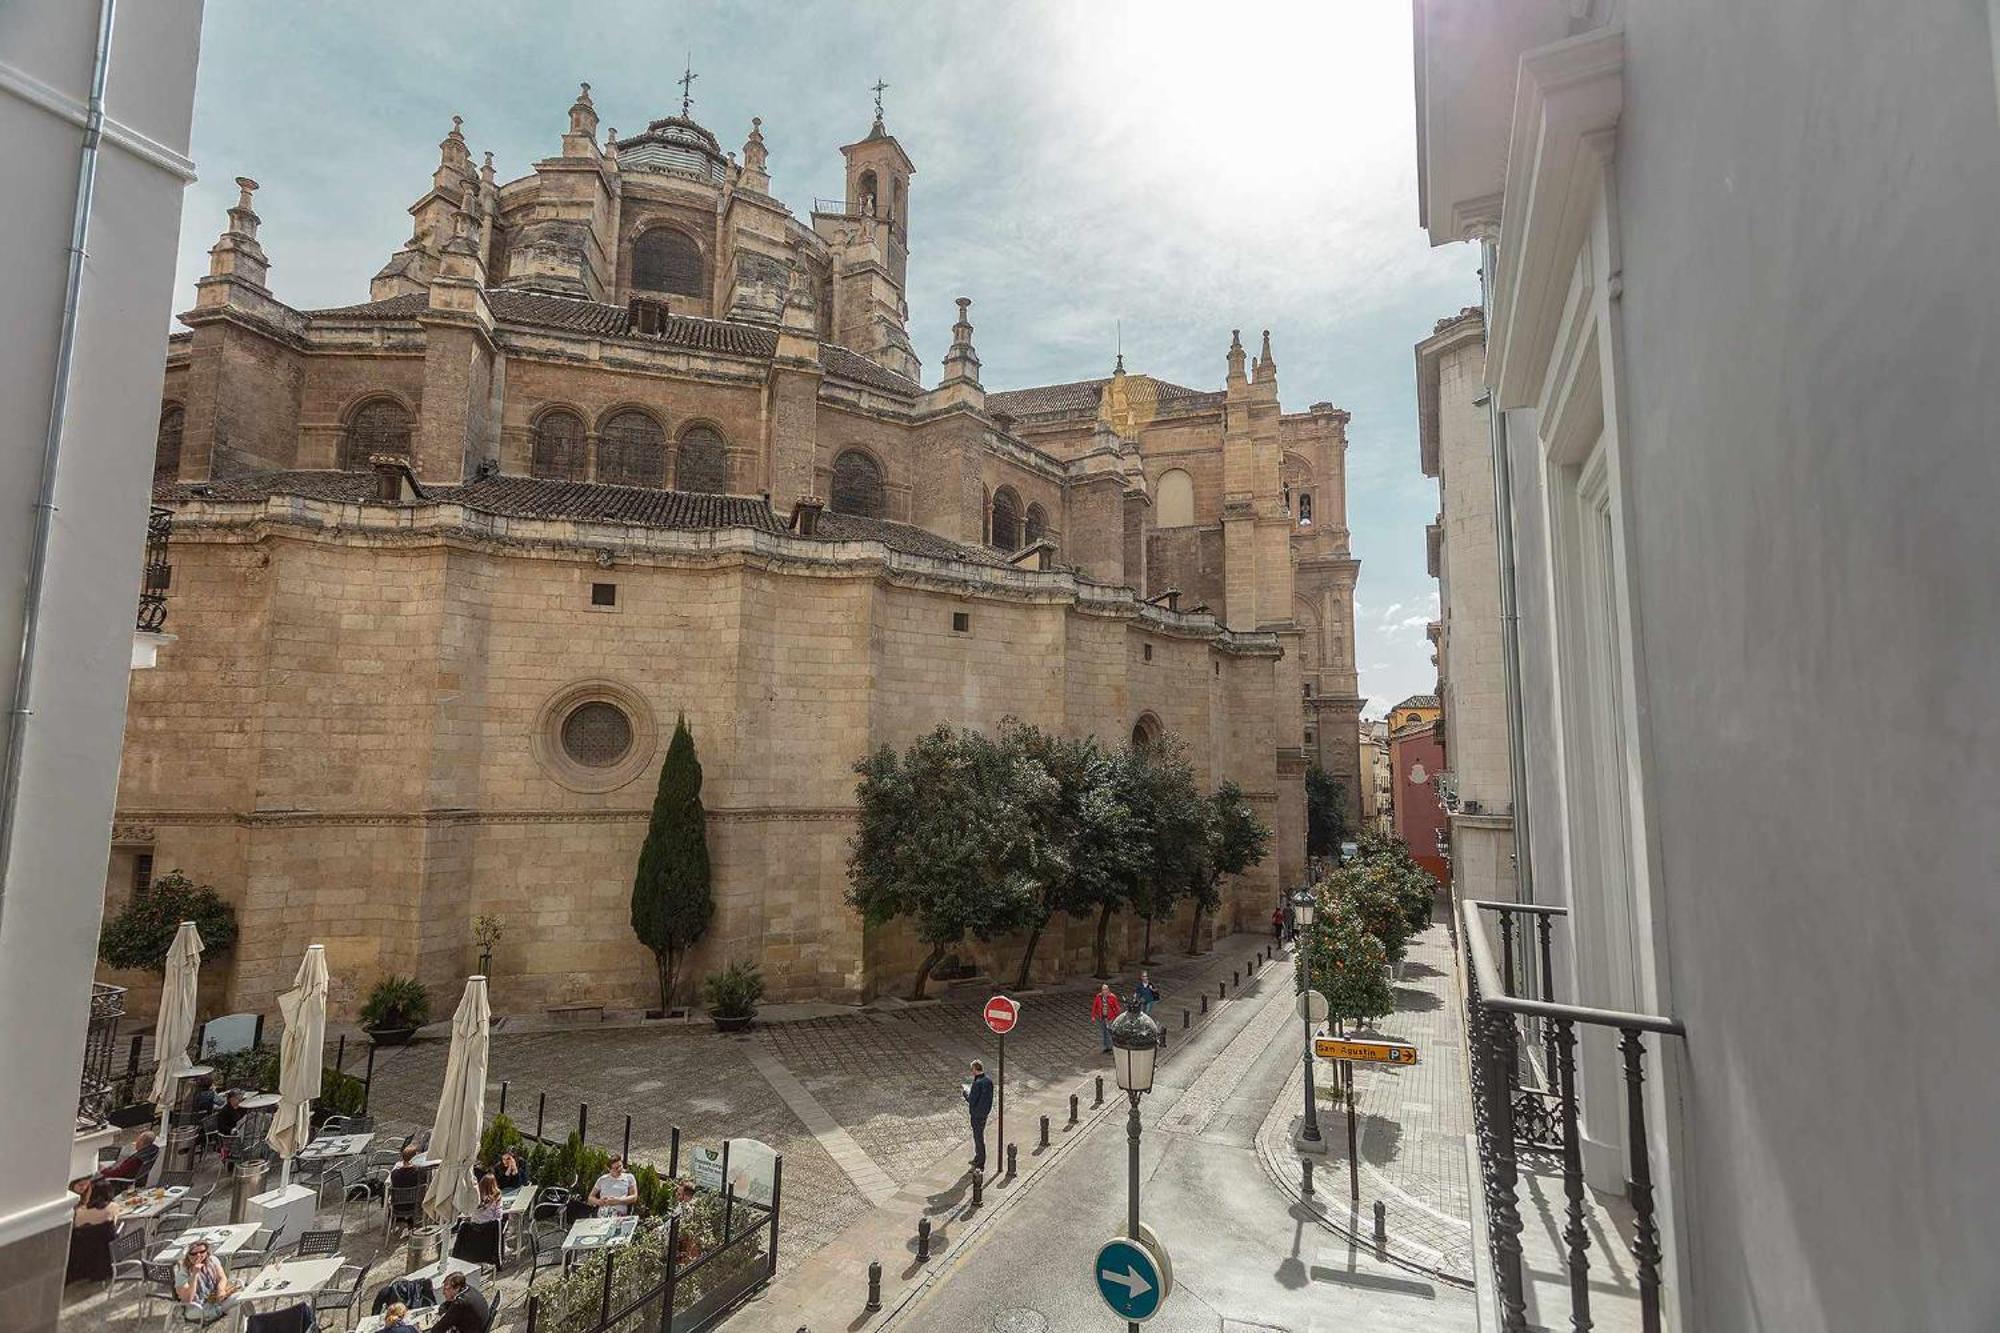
{"left": 631, "top": 714, "right": 714, "bottom": 1012}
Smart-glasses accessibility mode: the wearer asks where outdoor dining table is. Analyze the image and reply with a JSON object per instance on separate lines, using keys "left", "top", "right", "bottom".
{"left": 231, "top": 1254, "right": 346, "bottom": 1326}
{"left": 561, "top": 1214, "right": 637, "bottom": 1270}
{"left": 355, "top": 1308, "right": 438, "bottom": 1333}
{"left": 150, "top": 1221, "right": 260, "bottom": 1265}
{"left": 402, "top": 1253, "right": 484, "bottom": 1292}
{"left": 295, "top": 1131, "right": 376, "bottom": 1161}
{"left": 116, "top": 1184, "right": 190, "bottom": 1233}
{"left": 235, "top": 1092, "right": 282, "bottom": 1111}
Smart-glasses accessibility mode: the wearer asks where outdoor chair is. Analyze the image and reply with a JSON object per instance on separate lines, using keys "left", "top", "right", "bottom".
{"left": 151, "top": 1211, "right": 198, "bottom": 1242}
{"left": 137, "top": 1260, "right": 179, "bottom": 1320}
{"left": 195, "top": 1112, "right": 222, "bottom": 1157}
{"left": 310, "top": 1262, "right": 368, "bottom": 1330}
{"left": 341, "top": 1114, "right": 373, "bottom": 1134}
{"left": 244, "top": 1304, "right": 314, "bottom": 1333}
{"left": 294, "top": 1226, "right": 343, "bottom": 1258}
{"left": 315, "top": 1165, "right": 351, "bottom": 1213}
{"left": 107, "top": 1227, "right": 148, "bottom": 1286}
{"left": 174, "top": 1300, "right": 232, "bottom": 1327}
{"left": 97, "top": 1144, "right": 122, "bottom": 1170}
{"left": 529, "top": 1184, "right": 569, "bottom": 1227}
{"left": 448, "top": 1218, "right": 503, "bottom": 1275}
{"left": 382, "top": 1182, "right": 427, "bottom": 1240}
{"left": 524, "top": 1220, "right": 564, "bottom": 1287}
{"left": 234, "top": 1222, "right": 285, "bottom": 1267}
{"left": 487, "top": 1291, "right": 505, "bottom": 1326}
{"left": 158, "top": 1170, "right": 197, "bottom": 1190}
{"left": 318, "top": 1115, "right": 351, "bottom": 1135}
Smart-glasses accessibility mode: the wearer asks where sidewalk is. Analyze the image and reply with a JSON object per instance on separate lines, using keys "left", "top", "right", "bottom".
{"left": 726, "top": 933, "right": 1288, "bottom": 1331}
{"left": 1254, "top": 917, "right": 1477, "bottom": 1285}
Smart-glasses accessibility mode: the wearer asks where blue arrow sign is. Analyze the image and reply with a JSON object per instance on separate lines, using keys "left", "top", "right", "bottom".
{"left": 1095, "top": 1236, "right": 1167, "bottom": 1322}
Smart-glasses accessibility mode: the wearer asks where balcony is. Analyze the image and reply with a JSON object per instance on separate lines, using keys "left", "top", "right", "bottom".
{"left": 138, "top": 505, "right": 171, "bottom": 633}
{"left": 79, "top": 982, "right": 126, "bottom": 1129}
{"left": 1461, "top": 900, "right": 1685, "bottom": 1332}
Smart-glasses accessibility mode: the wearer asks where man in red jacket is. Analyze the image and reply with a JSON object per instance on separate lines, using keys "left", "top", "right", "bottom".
{"left": 1091, "top": 983, "right": 1123, "bottom": 1053}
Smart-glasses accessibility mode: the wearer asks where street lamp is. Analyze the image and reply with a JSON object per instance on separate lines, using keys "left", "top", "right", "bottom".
{"left": 1292, "top": 888, "right": 1322, "bottom": 1144}
{"left": 1110, "top": 1007, "right": 1162, "bottom": 1333}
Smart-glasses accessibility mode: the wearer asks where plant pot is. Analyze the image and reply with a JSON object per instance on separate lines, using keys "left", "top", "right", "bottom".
{"left": 710, "top": 1013, "right": 754, "bottom": 1034}
{"left": 646, "top": 1009, "right": 667, "bottom": 1021}
{"left": 367, "top": 1025, "right": 417, "bottom": 1047}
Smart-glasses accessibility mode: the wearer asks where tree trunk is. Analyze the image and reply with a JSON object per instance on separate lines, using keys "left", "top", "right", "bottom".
{"left": 1186, "top": 905, "right": 1204, "bottom": 956}
{"left": 1014, "top": 911, "right": 1051, "bottom": 990}
{"left": 911, "top": 942, "right": 947, "bottom": 1001}
{"left": 655, "top": 954, "right": 671, "bottom": 1013}
{"left": 1142, "top": 915, "right": 1154, "bottom": 963}
{"left": 1093, "top": 903, "right": 1113, "bottom": 979}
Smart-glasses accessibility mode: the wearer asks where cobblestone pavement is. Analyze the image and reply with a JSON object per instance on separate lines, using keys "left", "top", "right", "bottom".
{"left": 1255, "top": 917, "right": 1477, "bottom": 1284}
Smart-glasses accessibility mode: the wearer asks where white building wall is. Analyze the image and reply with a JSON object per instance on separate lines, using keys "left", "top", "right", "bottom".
{"left": 0, "top": 2, "right": 203, "bottom": 1323}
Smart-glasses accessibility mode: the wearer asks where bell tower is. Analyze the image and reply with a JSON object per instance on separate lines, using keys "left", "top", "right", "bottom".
{"left": 814, "top": 82, "right": 920, "bottom": 380}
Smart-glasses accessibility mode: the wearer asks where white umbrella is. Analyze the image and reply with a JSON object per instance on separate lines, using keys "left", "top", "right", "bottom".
{"left": 423, "top": 976, "right": 490, "bottom": 1223}
{"left": 149, "top": 921, "right": 204, "bottom": 1184}
{"left": 267, "top": 944, "right": 329, "bottom": 1188}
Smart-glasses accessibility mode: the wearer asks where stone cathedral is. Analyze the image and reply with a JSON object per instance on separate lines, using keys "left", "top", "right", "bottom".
{"left": 108, "top": 82, "right": 1363, "bottom": 1018}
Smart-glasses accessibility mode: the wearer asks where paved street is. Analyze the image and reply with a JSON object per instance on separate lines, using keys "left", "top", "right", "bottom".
{"left": 871, "top": 950, "right": 1477, "bottom": 1333}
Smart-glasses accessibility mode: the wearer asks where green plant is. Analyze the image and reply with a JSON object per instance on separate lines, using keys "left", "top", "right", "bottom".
{"left": 702, "top": 961, "right": 765, "bottom": 1019}
{"left": 479, "top": 1113, "right": 525, "bottom": 1170}
{"left": 97, "top": 870, "right": 238, "bottom": 972}
{"left": 1306, "top": 764, "right": 1349, "bottom": 863}
{"left": 632, "top": 714, "right": 716, "bottom": 1011}
{"left": 473, "top": 913, "right": 504, "bottom": 951}
{"left": 318, "top": 1066, "right": 367, "bottom": 1117}
{"left": 1194, "top": 779, "right": 1271, "bottom": 954}
{"left": 1299, "top": 901, "right": 1394, "bottom": 1027}
{"left": 359, "top": 976, "right": 430, "bottom": 1030}
{"left": 207, "top": 1044, "right": 279, "bottom": 1093}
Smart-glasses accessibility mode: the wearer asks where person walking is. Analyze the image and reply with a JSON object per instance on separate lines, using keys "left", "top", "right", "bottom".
{"left": 1134, "top": 972, "right": 1160, "bottom": 1018}
{"left": 1091, "top": 983, "right": 1123, "bottom": 1053}
{"left": 1271, "top": 905, "right": 1284, "bottom": 942}
{"left": 963, "top": 1060, "right": 994, "bottom": 1175}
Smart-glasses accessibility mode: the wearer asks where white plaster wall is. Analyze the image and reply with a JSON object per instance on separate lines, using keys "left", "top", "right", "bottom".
{"left": 0, "top": 0, "right": 204, "bottom": 1310}
{"left": 1436, "top": 338, "right": 1511, "bottom": 813}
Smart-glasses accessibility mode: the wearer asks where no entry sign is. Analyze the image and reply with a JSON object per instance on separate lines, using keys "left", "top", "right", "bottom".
{"left": 984, "top": 995, "right": 1020, "bottom": 1035}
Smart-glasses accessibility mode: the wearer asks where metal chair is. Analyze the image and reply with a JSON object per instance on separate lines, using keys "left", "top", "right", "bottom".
{"left": 310, "top": 1262, "right": 368, "bottom": 1330}
{"left": 294, "top": 1226, "right": 343, "bottom": 1258}
{"left": 107, "top": 1227, "right": 148, "bottom": 1284}
{"left": 318, "top": 1115, "right": 351, "bottom": 1135}
{"left": 158, "top": 1170, "right": 197, "bottom": 1190}
{"left": 234, "top": 1222, "right": 285, "bottom": 1267}
{"left": 529, "top": 1184, "right": 570, "bottom": 1227}
{"left": 448, "top": 1218, "right": 503, "bottom": 1275}
{"left": 382, "top": 1182, "right": 427, "bottom": 1240}
{"left": 315, "top": 1165, "right": 351, "bottom": 1213}
{"left": 137, "top": 1259, "right": 179, "bottom": 1320}
{"left": 524, "top": 1220, "right": 564, "bottom": 1288}
{"left": 152, "top": 1211, "right": 198, "bottom": 1242}
{"left": 195, "top": 1112, "right": 222, "bottom": 1158}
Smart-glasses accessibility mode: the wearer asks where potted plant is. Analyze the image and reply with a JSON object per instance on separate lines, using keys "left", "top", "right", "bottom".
{"left": 473, "top": 913, "right": 504, "bottom": 978}
{"left": 360, "top": 976, "right": 430, "bottom": 1046}
{"left": 702, "top": 961, "right": 765, "bottom": 1034}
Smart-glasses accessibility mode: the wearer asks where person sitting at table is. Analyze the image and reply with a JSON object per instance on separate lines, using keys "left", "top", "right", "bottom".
{"left": 65, "top": 1179, "right": 122, "bottom": 1284}
{"left": 103, "top": 1129, "right": 158, "bottom": 1184}
{"left": 429, "top": 1271, "right": 490, "bottom": 1333}
{"left": 489, "top": 1149, "right": 527, "bottom": 1190}
{"left": 388, "top": 1144, "right": 430, "bottom": 1191}
{"left": 214, "top": 1089, "right": 249, "bottom": 1137}
{"left": 174, "top": 1239, "right": 239, "bottom": 1319}
{"left": 587, "top": 1155, "right": 637, "bottom": 1217}
{"left": 189, "top": 1077, "right": 220, "bottom": 1117}
{"left": 377, "top": 1302, "right": 421, "bottom": 1331}
{"left": 470, "top": 1172, "right": 505, "bottom": 1224}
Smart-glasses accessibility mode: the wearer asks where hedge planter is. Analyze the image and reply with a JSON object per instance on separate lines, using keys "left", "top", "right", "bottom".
{"left": 709, "top": 1014, "right": 753, "bottom": 1035}
{"left": 367, "top": 1026, "right": 417, "bottom": 1048}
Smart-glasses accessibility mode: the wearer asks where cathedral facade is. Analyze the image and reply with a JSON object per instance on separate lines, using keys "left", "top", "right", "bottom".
{"left": 110, "top": 85, "right": 1362, "bottom": 1018}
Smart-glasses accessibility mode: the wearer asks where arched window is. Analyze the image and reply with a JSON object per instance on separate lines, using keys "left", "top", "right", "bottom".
{"left": 343, "top": 397, "right": 413, "bottom": 471}
{"left": 857, "top": 169, "right": 879, "bottom": 215}
{"left": 829, "top": 449, "right": 885, "bottom": 518}
{"left": 676, "top": 426, "right": 728, "bottom": 494}
{"left": 596, "top": 410, "right": 665, "bottom": 488}
{"left": 1297, "top": 492, "right": 1314, "bottom": 525}
{"left": 1023, "top": 503, "right": 1047, "bottom": 546}
{"left": 1155, "top": 469, "right": 1194, "bottom": 527}
{"left": 154, "top": 404, "right": 184, "bottom": 480}
{"left": 1131, "top": 713, "right": 1162, "bottom": 750}
{"left": 531, "top": 409, "right": 586, "bottom": 482}
{"left": 990, "top": 487, "right": 1022, "bottom": 552}
{"left": 632, "top": 228, "right": 704, "bottom": 297}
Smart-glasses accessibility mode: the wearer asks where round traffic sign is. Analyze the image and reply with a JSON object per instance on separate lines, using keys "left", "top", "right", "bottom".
{"left": 1094, "top": 1234, "right": 1169, "bottom": 1322}
{"left": 984, "top": 994, "right": 1020, "bottom": 1035}
{"left": 1295, "top": 989, "right": 1329, "bottom": 1024}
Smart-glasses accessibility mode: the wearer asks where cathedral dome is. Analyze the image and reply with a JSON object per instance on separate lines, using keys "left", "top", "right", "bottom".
{"left": 616, "top": 114, "right": 728, "bottom": 182}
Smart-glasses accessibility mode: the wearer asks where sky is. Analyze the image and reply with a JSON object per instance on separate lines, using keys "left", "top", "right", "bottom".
{"left": 171, "top": 0, "right": 1476, "bottom": 715}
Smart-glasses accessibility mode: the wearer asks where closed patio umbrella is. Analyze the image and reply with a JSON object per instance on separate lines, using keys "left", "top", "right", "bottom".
{"left": 267, "top": 944, "right": 329, "bottom": 1188}
{"left": 149, "top": 920, "right": 203, "bottom": 1182}
{"left": 423, "top": 976, "right": 490, "bottom": 1223}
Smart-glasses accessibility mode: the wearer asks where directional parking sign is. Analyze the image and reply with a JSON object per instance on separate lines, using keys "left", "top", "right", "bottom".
{"left": 1095, "top": 1234, "right": 1169, "bottom": 1322}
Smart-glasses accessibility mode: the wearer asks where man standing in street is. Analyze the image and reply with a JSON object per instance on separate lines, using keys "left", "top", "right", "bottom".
{"left": 1092, "top": 983, "right": 1123, "bottom": 1053}
{"left": 964, "top": 1060, "right": 994, "bottom": 1175}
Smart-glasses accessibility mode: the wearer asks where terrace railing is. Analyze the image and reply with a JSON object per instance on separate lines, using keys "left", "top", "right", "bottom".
{"left": 1462, "top": 899, "right": 1686, "bottom": 1333}
{"left": 138, "top": 506, "right": 171, "bottom": 632}
{"left": 79, "top": 982, "right": 126, "bottom": 1127}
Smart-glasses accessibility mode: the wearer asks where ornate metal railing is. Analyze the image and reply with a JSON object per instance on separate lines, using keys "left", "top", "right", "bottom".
{"left": 1462, "top": 899, "right": 1685, "bottom": 1333}
{"left": 138, "top": 506, "right": 171, "bottom": 632}
{"left": 80, "top": 982, "right": 126, "bottom": 1127}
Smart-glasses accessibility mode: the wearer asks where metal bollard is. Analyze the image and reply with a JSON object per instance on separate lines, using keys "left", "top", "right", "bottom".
{"left": 1201, "top": 994, "right": 1208, "bottom": 1014}
{"left": 971, "top": 1172, "right": 983, "bottom": 1208}
{"left": 1233, "top": 969, "right": 1239, "bottom": 987}
{"left": 1183, "top": 1009, "right": 1190, "bottom": 1029}
{"left": 916, "top": 1218, "right": 932, "bottom": 1263}
{"left": 1006, "top": 1144, "right": 1017, "bottom": 1179}
{"left": 1068, "top": 1094, "right": 1079, "bottom": 1125}
{"left": 1373, "top": 1200, "right": 1387, "bottom": 1248}
{"left": 1039, "top": 1115, "right": 1049, "bottom": 1148}
{"left": 1302, "top": 1158, "right": 1315, "bottom": 1195}
{"left": 1219, "top": 981, "right": 1226, "bottom": 999}
{"left": 1093, "top": 1075, "right": 1104, "bottom": 1107}
{"left": 866, "top": 1259, "right": 883, "bottom": 1311}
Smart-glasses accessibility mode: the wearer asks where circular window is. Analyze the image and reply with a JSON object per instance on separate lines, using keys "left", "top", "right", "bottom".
{"left": 533, "top": 680, "right": 657, "bottom": 793}
{"left": 561, "top": 701, "right": 633, "bottom": 768}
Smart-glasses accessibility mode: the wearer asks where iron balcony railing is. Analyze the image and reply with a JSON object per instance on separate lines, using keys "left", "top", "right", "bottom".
{"left": 1461, "top": 899, "right": 1686, "bottom": 1333}
{"left": 138, "top": 506, "right": 171, "bottom": 632}
{"left": 80, "top": 982, "right": 126, "bottom": 1127}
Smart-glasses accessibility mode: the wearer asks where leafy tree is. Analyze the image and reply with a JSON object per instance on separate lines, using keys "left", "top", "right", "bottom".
{"left": 631, "top": 714, "right": 714, "bottom": 1012}
{"left": 1306, "top": 763, "right": 1349, "bottom": 864}
{"left": 1105, "top": 736, "right": 1212, "bottom": 969}
{"left": 1194, "top": 780, "right": 1272, "bottom": 953}
{"left": 999, "top": 722, "right": 1140, "bottom": 988}
{"left": 847, "top": 725, "right": 1045, "bottom": 999}
{"left": 98, "top": 869, "right": 237, "bottom": 972}
{"left": 1298, "top": 895, "right": 1394, "bottom": 1029}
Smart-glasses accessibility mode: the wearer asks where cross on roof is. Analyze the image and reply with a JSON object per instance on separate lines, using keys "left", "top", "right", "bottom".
{"left": 679, "top": 57, "right": 698, "bottom": 117}
{"left": 871, "top": 79, "right": 889, "bottom": 121}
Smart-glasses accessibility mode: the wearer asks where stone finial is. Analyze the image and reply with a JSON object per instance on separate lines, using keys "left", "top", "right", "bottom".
{"left": 1226, "top": 328, "right": 1247, "bottom": 384}
{"left": 1254, "top": 328, "right": 1277, "bottom": 384}
{"left": 233, "top": 176, "right": 258, "bottom": 214}
{"left": 1114, "top": 351, "right": 1126, "bottom": 376}
{"left": 204, "top": 173, "right": 270, "bottom": 288}
{"left": 941, "top": 296, "right": 981, "bottom": 388}
{"left": 480, "top": 151, "right": 496, "bottom": 189}
{"left": 569, "top": 82, "right": 598, "bottom": 136}
{"left": 742, "top": 116, "right": 769, "bottom": 174}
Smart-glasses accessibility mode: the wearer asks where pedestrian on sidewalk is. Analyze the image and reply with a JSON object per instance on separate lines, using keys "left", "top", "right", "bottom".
{"left": 963, "top": 1060, "right": 994, "bottom": 1174}
{"left": 1092, "top": 983, "right": 1123, "bottom": 1052}
{"left": 1272, "top": 905, "right": 1284, "bottom": 942}
{"left": 1135, "top": 972, "right": 1160, "bottom": 1018}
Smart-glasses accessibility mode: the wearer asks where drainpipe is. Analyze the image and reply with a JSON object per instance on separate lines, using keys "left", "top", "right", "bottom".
{"left": 1479, "top": 235, "right": 1534, "bottom": 904}
{"left": 0, "top": 0, "right": 120, "bottom": 929}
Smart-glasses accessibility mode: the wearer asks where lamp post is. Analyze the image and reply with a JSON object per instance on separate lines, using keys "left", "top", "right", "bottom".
{"left": 1293, "top": 888, "right": 1322, "bottom": 1144}
{"left": 1110, "top": 1007, "right": 1161, "bottom": 1333}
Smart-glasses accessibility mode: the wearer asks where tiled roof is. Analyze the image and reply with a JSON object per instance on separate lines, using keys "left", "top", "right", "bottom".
{"left": 1393, "top": 693, "right": 1440, "bottom": 710}
{"left": 814, "top": 511, "right": 1002, "bottom": 565}
{"left": 986, "top": 373, "right": 1222, "bottom": 420}
{"left": 818, "top": 344, "right": 922, "bottom": 397}
{"left": 305, "top": 291, "right": 778, "bottom": 357}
